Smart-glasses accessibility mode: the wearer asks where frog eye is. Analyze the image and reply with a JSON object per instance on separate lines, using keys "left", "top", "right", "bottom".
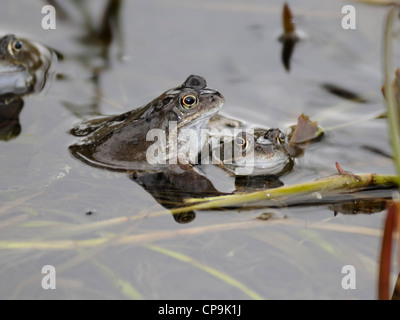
{"left": 181, "top": 94, "right": 197, "bottom": 110}
{"left": 8, "top": 39, "right": 23, "bottom": 56}
{"left": 235, "top": 135, "right": 249, "bottom": 153}
{"left": 13, "top": 40, "right": 23, "bottom": 51}
{"left": 277, "top": 132, "right": 285, "bottom": 143}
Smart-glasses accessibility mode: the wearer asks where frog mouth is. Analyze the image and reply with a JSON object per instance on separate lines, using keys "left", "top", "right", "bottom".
{"left": 198, "top": 100, "right": 224, "bottom": 119}
{"left": 0, "top": 67, "right": 32, "bottom": 95}
{"left": 0, "top": 63, "right": 25, "bottom": 73}
{"left": 216, "top": 144, "right": 292, "bottom": 175}
{"left": 233, "top": 147, "right": 289, "bottom": 165}
{"left": 199, "top": 92, "right": 225, "bottom": 118}
{"left": 223, "top": 154, "right": 292, "bottom": 176}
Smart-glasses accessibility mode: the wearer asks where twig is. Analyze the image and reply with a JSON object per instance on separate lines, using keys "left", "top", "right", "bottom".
{"left": 180, "top": 173, "right": 400, "bottom": 213}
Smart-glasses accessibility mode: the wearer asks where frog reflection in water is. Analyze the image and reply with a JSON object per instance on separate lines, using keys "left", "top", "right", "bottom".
{"left": 0, "top": 34, "right": 57, "bottom": 96}
{"left": 70, "top": 75, "right": 225, "bottom": 223}
{"left": 0, "top": 95, "right": 24, "bottom": 141}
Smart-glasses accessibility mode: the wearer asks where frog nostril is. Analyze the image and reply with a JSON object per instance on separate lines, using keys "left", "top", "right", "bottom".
{"left": 115, "top": 114, "right": 127, "bottom": 122}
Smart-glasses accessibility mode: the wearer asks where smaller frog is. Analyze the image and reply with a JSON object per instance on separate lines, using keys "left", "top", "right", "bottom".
{"left": 0, "top": 34, "right": 57, "bottom": 95}
{"left": 211, "top": 127, "right": 293, "bottom": 176}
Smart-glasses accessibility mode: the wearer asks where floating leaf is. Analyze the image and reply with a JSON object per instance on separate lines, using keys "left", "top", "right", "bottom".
{"left": 288, "top": 114, "right": 323, "bottom": 146}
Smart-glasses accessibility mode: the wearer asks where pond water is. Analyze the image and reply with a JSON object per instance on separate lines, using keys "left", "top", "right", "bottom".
{"left": 0, "top": 0, "right": 397, "bottom": 299}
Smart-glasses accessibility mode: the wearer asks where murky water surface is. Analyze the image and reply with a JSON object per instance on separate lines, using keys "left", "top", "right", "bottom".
{"left": 0, "top": 0, "right": 397, "bottom": 299}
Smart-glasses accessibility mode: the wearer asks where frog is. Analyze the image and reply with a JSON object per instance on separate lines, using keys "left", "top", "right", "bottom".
{"left": 69, "top": 75, "right": 225, "bottom": 171}
{"left": 206, "top": 114, "right": 293, "bottom": 176}
{"left": 0, "top": 34, "right": 57, "bottom": 95}
{"left": 211, "top": 128, "right": 293, "bottom": 176}
{"left": 69, "top": 75, "right": 226, "bottom": 223}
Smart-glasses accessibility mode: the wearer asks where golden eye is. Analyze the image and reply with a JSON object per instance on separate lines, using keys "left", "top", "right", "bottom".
{"left": 8, "top": 39, "right": 23, "bottom": 56}
{"left": 181, "top": 94, "right": 197, "bottom": 109}
{"left": 235, "top": 135, "right": 249, "bottom": 153}
{"left": 236, "top": 136, "right": 246, "bottom": 147}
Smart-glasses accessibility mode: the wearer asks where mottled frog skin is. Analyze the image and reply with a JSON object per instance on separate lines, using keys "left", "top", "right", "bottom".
{"left": 208, "top": 115, "right": 293, "bottom": 176}
{"left": 69, "top": 75, "right": 224, "bottom": 171}
{"left": 0, "top": 34, "right": 56, "bottom": 95}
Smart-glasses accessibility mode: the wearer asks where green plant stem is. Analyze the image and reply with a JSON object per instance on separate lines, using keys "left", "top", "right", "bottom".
{"left": 384, "top": 7, "right": 400, "bottom": 175}
{"left": 179, "top": 173, "right": 400, "bottom": 213}
{"left": 0, "top": 218, "right": 387, "bottom": 251}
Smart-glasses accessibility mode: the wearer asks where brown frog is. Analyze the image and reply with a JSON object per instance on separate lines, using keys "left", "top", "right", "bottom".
{"left": 69, "top": 75, "right": 225, "bottom": 171}
{"left": 69, "top": 75, "right": 225, "bottom": 223}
